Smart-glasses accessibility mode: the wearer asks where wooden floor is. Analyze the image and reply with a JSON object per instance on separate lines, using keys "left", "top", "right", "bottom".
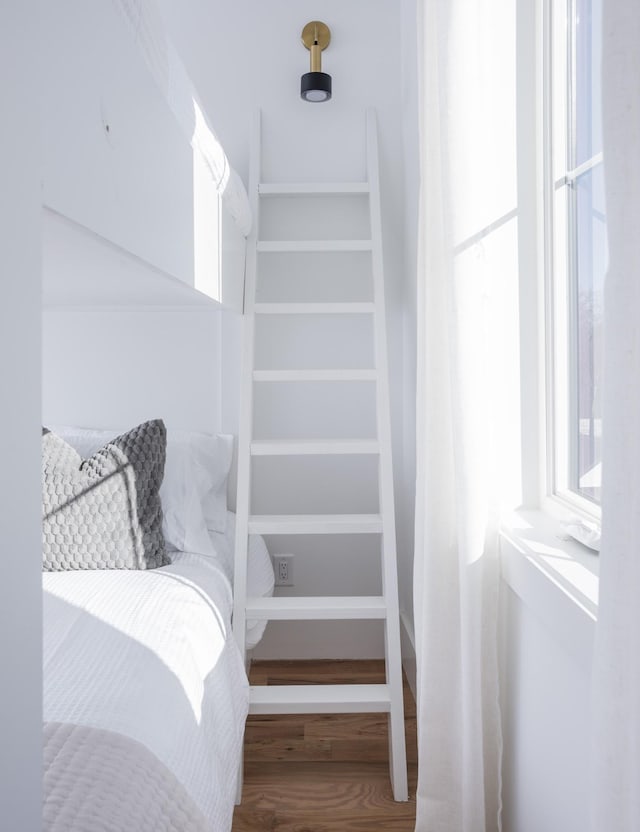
{"left": 232, "top": 660, "right": 418, "bottom": 832}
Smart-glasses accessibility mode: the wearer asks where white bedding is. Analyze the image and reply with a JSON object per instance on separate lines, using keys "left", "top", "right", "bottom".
{"left": 44, "top": 721, "right": 211, "bottom": 832}
{"left": 43, "top": 547, "right": 246, "bottom": 831}
{"left": 208, "top": 512, "right": 275, "bottom": 650}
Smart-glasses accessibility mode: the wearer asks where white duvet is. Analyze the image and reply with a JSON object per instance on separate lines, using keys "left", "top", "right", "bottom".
{"left": 43, "top": 550, "right": 248, "bottom": 832}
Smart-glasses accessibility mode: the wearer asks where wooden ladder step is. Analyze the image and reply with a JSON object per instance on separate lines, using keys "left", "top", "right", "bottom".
{"left": 248, "top": 514, "right": 383, "bottom": 535}
{"left": 250, "top": 439, "right": 379, "bottom": 455}
{"left": 253, "top": 369, "right": 377, "bottom": 382}
{"left": 249, "top": 683, "right": 391, "bottom": 714}
{"left": 257, "top": 240, "right": 372, "bottom": 253}
{"left": 245, "top": 595, "right": 387, "bottom": 620}
{"left": 254, "top": 302, "right": 374, "bottom": 314}
{"left": 259, "top": 182, "right": 370, "bottom": 195}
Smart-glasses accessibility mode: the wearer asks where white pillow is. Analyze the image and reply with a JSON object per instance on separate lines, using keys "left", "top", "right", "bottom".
{"left": 164, "top": 430, "right": 233, "bottom": 544}
{"left": 207, "top": 511, "right": 275, "bottom": 650}
{"left": 49, "top": 425, "right": 233, "bottom": 555}
{"left": 207, "top": 511, "right": 275, "bottom": 600}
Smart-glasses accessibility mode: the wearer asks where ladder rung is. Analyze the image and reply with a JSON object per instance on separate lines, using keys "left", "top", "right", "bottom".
{"left": 250, "top": 439, "right": 379, "bottom": 456}
{"left": 235, "top": 109, "right": 407, "bottom": 805}
{"left": 254, "top": 302, "right": 375, "bottom": 315}
{"left": 257, "top": 240, "right": 372, "bottom": 253}
{"left": 259, "top": 182, "right": 370, "bottom": 195}
{"left": 245, "top": 596, "right": 387, "bottom": 620}
{"left": 248, "top": 514, "right": 383, "bottom": 535}
{"left": 253, "top": 369, "right": 377, "bottom": 382}
{"left": 249, "top": 683, "right": 391, "bottom": 714}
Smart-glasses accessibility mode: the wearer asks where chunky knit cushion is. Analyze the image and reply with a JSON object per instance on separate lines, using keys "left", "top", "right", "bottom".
{"left": 42, "top": 420, "right": 169, "bottom": 571}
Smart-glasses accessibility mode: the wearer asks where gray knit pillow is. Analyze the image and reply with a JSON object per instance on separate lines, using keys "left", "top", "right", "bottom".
{"left": 42, "top": 420, "right": 169, "bottom": 571}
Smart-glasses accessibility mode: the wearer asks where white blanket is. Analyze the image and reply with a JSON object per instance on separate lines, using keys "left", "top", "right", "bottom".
{"left": 43, "top": 721, "right": 210, "bottom": 832}
{"left": 43, "top": 551, "right": 249, "bottom": 832}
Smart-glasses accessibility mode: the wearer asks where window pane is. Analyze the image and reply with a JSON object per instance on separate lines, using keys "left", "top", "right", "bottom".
{"left": 573, "top": 162, "right": 606, "bottom": 502}
{"left": 575, "top": 0, "right": 603, "bottom": 166}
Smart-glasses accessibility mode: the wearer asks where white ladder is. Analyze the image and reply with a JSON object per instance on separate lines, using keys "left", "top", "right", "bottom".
{"left": 233, "top": 109, "right": 408, "bottom": 803}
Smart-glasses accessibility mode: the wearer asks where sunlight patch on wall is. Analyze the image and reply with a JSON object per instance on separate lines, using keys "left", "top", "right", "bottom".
{"left": 193, "top": 143, "right": 222, "bottom": 301}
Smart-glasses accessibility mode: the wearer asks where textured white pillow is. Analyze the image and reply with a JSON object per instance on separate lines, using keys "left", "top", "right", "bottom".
{"left": 50, "top": 425, "right": 233, "bottom": 555}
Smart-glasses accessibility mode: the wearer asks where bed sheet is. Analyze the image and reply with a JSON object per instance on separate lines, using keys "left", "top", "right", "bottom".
{"left": 43, "top": 549, "right": 247, "bottom": 832}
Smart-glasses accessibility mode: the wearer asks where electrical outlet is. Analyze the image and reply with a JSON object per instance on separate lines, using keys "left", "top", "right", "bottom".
{"left": 273, "top": 554, "right": 294, "bottom": 587}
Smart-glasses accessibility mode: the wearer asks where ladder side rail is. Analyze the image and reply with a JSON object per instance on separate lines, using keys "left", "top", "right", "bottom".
{"left": 233, "top": 109, "right": 262, "bottom": 662}
{"left": 366, "top": 107, "right": 409, "bottom": 802}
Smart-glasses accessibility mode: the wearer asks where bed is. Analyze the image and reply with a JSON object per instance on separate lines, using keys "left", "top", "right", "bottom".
{"left": 40, "top": 0, "right": 257, "bottom": 825}
{"left": 41, "top": 425, "right": 273, "bottom": 832}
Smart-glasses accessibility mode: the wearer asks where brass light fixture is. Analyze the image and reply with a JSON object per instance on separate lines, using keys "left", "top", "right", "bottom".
{"left": 300, "top": 21, "right": 332, "bottom": 102}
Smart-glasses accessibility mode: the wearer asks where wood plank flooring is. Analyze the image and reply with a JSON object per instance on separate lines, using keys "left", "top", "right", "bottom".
{"left": 232, "top": 660, "right": 418, "bottom": 832}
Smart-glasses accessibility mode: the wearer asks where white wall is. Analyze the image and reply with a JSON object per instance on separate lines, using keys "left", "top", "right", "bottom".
{"left": 43, "top": 305, "right": 226, "bottom": 434}
{"left": 500, "top": 584, "right": 592, "bottom": 832}
{"left": 43, "top": 0, "right": 195, "bottom": 287}
{"left": 0, "top": 5, "right": 43, "bottom": 829}
{"left": 43, "top": 0, "right": 246, "bottom": 311}
{"left": 41, "top": 215, "right": 243, "bottom": 443}
{"left": 161, "top": 0, "right": 415, "bottom": 659}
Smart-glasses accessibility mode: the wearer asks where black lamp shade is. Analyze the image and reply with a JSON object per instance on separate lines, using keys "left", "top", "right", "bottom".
{"left": 301, "top": 71, "right": 332, "bottom": 102}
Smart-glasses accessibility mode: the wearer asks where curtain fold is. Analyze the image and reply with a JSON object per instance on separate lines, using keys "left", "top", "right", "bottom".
{"left": 414, "top": 0, "right": 520, "bottom": 828}
{"left": 591, "top": 2, "right": 640, "bottom": 829}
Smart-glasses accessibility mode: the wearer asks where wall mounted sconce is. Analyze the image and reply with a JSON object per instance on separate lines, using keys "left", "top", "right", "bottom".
{"left": 300, "top": 21, "right": 332, "bottom": 102}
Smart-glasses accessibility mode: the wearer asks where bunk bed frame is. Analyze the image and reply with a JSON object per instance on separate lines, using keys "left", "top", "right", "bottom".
{"left": 41, "top": 4, "right": 253, "bottom": 831}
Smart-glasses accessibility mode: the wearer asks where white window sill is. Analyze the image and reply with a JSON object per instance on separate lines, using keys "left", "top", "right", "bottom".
{"left": 500, "top": 509, "right": 598, "bottom": 669}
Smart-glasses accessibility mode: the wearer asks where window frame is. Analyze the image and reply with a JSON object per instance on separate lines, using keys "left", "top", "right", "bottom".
{"left": 542, "top": 0, "right": 603, "bottom": 522}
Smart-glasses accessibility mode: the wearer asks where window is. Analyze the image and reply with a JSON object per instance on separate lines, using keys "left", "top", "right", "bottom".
{"left": 547, "top": 0, "right": 606, "bottom": 510}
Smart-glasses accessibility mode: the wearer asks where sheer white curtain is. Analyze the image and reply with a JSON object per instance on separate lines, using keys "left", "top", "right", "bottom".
{"left": 413, "top": 0, "right": 521, "bottom": 829}
{"left": 591, "top": 3, "right": 640, "bottom": 830}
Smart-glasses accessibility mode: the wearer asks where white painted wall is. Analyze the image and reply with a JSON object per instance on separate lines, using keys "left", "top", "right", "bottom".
{"left": 43, "top": 305, "right": 225, "bottom": 434}
{"left": 500, "top": 584, "right": 592, "bottom": 832}
{"left": 0, "top": 5, "right": 43, "bottom": 829}
{"left": 42, "top": 216, "right": 244, "bottom": 443}
{"left": 161, "top": 0, "right": 414, "bottom": 660}
{"left": 43, "top": 0, "right": 246, "bottom": 311}
{"left": 44, "top": 0, "right": 195, "bottom": 286}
